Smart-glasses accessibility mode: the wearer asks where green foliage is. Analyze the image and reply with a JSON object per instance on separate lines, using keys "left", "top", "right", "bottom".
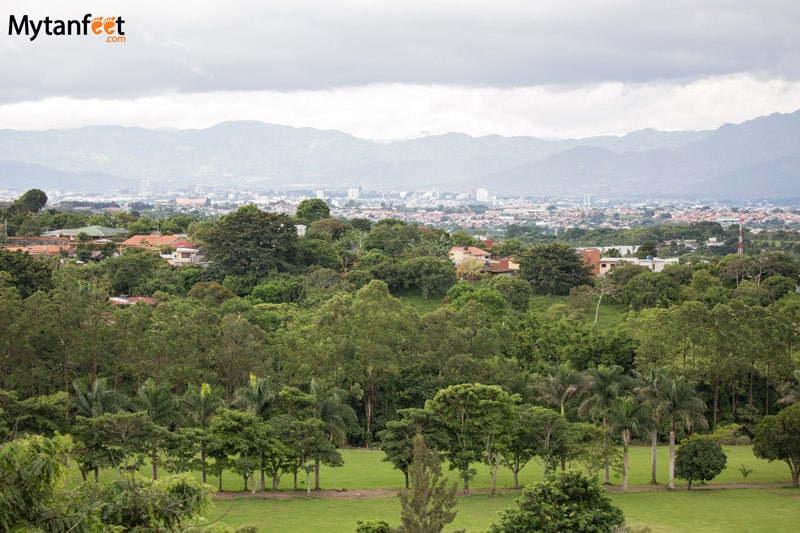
{"left": 753, "top": 402, "right": 800, "bottom": 486}
{"left": 295, "top": 198, "right": 331, "bottom": 224}
{"left": 103, "top": 246, "right": 178, "bottom": 296}
{"left": 517, "top": 242, "right": 594, "bottom": 295}
{"left": 488, "top": 275, "right": 532, "bottom": 312}
{"left": 400, "top": 256, "right": 456, "bottom": 299}
{"left": 201, "top": 205, "right": 299, "bottom": 286}
{"left": 0, "top": 248, "right": 54, "bottom": 297}
{"left": 99, "top": 473, "right": 214, "bottom": 531}
{"left": 0, "top": 434, "right": 92, "bottom": 533}
{"left": 675, "top": 437, "right": 727, "bottom": 489}
{"left": 619, "top": 271, "right": 679, "bottom": 310}
{"left": 355, "top": 519, "right": 395, "bottom": 533}
{"left": 399, "top": 434, "right": 458, "bottom": 533}
{"left": 488, "top": 470, "right": 625, "bottom": 533}
{"left": 425, "top": 383, "right": 519, "bottom": 494}
{"left": 378, "top": 408, "right": 449, "bottom": 488}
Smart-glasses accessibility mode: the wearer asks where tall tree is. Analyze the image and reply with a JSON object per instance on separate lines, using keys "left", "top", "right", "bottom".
{"left": 656, "top": 375, "right": 708, "bottom": 490}
{"left": 426, "top": 383, "right": 518, "bottom": 494}
{"left": 753, "top": 402, "right": 800, "bottom": 486}
{"left": 138, "top": 379, "right": 179, "bottom": 480}
{"left": 309, "top": 379, "right": 357, "bottom": 489}
{"left": 517, "top": 242, "right": 593, "bottom": 295}
{"left": 579, "top": 364, "right": 629, "bottom": 484}
{"left": 348, "top": 280, "right": 418, "bottom": 444}
{"left": 200, "top": 204, "right": 298, "bottom": 282}
{"left": 534, "top": 363, "right": 591, "bottom": 418}
{"left": 181, "top": 382, "right": 223, "bottom": 484}
{"left": 607, "top": 395, "right": 646, "bottom": 491}
{"left": 295, "top": 198, "right": 331, "bottom": 224}
{"left": 399, "top": 434, "right": 458, "bottom": 533}
{"left": 378, "top": 408, "right": 450, "bottom": 489}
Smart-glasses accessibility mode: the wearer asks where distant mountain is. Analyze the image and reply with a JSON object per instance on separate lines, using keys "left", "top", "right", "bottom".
{"left": 0, "top": 110, "right": 797, "bottom": 200}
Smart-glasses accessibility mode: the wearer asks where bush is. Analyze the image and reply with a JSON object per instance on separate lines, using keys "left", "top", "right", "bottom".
{"left": 675, "top": 437, "right": 727, "bottom": 489}
{"left": 488, "top": 470, "right": 624, "bottom": 533}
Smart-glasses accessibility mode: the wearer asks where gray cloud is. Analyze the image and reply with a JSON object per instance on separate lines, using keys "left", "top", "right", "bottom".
{"left": 2, "top": 0, "right": 799, "bottom": 103}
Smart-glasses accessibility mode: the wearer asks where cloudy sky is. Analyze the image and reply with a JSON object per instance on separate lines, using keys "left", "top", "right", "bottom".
{"left": 2, "top": 0, "right": 799, "bottom": 139}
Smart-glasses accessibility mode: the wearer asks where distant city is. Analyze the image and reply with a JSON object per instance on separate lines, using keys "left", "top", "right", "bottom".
{"left": 3, "top": 183, "right": 798, "bottom": 236}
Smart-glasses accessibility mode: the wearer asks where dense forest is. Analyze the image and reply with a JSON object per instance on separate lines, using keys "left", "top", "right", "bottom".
{"left": 3, "top": 190, "right": 800, "bottom": 528}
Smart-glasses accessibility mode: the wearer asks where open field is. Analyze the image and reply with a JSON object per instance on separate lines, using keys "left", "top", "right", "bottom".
{"left": 197, "top": 446, "right": 800, "bottom": 532}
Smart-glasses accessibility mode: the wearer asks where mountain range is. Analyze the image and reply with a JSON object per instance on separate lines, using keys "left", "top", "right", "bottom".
{"left": 1, "top": 109, "right": 798, "bottom": 201}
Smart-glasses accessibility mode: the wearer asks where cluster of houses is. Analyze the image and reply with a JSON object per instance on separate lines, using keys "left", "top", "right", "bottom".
{"left": 447, "top": 244, "right": 678, "bottom": 280}
{"left": 4, "top": 226, "right": 678, "bottom": 288}
{"left": 1, "top": 225, "right": 202, "bottom": 266}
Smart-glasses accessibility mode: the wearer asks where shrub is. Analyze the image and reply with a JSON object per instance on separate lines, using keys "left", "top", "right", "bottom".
{"left": 488, "top": 470, "right": 624, "bottom": 533}
{"left": 675, "top": 437, "right": 727, "bottom": 489}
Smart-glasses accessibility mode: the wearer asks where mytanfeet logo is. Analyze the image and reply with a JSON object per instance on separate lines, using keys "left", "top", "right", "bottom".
{"left": 8, "top": 14, "right": 127, "bottom": 43}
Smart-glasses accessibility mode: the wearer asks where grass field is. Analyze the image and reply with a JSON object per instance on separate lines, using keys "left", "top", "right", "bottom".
{"left": 197, "top": 446, "right": 800, "bottom": 532}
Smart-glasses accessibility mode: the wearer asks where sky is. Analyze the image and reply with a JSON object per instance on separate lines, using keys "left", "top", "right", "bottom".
{"left": 2, "top": 0, "right": 799, "bottom": 140}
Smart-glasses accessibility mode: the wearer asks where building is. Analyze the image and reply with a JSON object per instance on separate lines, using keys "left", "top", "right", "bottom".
{"left": 448, "top": 246, "right": 519, "bottom": 278}
{"left": 596, "top": 256, "right": 680, "bottom": 276}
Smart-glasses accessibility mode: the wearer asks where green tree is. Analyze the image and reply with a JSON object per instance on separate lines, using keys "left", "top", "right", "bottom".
{"left": 656, "top": 375, "right": 708, "bottom": 490}
{"left": 181, "top": 382, "right": 223, "bottom": 484}
{"left": 517, "top": 242, "right": 593, "bottom": 295}
{"left": 488, "top": 470, "right": 624, "bottom": 533}
{"left": 534, "top": 363, "right": 591, "bottom": 418}
{"left": 579, "top": 365, "right": 630, "bottom": 484}
{"left": 399, "top": 434, "right": 458, "bottom": 533}
{"left": 607, "top": 396, "right": 646, "bottom": 491}
{"left": 103, "top": 246, "right": 176, "bottom": 296}
{"left": 0, "top": 248, "right": 54, "bottom": 297}
{"left": 401, "top": 256, "right": 457, "bottom": 299}
{"left": 425, "top": 383, "right": 518, "bottom": 494}
{"left": 619, "top": 271, "right": 680, "bottom": 310}
{"left": 213, "top": 315, "right": 268, "bottom": 399}
{"left": 349, "top": 280, "right": 419, "bottom": 443}
{"left": 0, "top": 434, "right": 100, "bottom": 532}
{"left": 488, "top": 275, "right": 533, "bottom": 312}
{"left": 753, "top": 402, "right": 800, "bottom": 486}
{"left": 310, "top": 379, "right": 357, "bottom": 489}
{"left": 138, "top": 379, "right": 179, "bottom": 480}
{"left": 675, "top": 437, "right": 727, "bottom": 489}
{"left": 7, "top": 188, "right": 48, "bottom": 215}
{"left": 501, "top": 404, "right": 542, "bottom": 488}
{"left": 295, "top": 198, "right": 331, "bottom": 224}
{"left": 378, "top": 408, "right": 450, "bottom": 488}
{"left": 201, "top": 204, "right": 298, "bottom": 283}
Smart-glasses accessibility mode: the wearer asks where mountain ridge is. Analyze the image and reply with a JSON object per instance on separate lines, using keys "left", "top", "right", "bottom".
{"left": 0, "top": 110, "right": 797, "bottom": 201}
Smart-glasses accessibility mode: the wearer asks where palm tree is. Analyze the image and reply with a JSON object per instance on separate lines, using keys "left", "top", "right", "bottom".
{"left": 608, "top": 395, "right": 646, "bottom": 491}
{"left": 72, "top": 377, "right": 125, "bottom": 418}
{"left": 182, "top": 382, "right": 224, "bottom": 484}
{"left": 139, "top": 378, "right": 179, "bottom": 480}
{"left": 534, "top": 363, "right": 591, "bottom": 418}
{"left": 310, "top": 379, "right": 356, "bottom": 489}
{"left": 634, "top": 365, "right": 669, "bottom": 484}
{"left": 656, "top": 375, "right": 708, "bottom": 490}
{"left": 579, "top": 364, "right": 630, "bottom": 484}
{"left": 234, "top": 373, "right": 277, "bottom": 419}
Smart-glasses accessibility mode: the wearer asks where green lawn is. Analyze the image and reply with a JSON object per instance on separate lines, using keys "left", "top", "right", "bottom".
{"left": 198, "top": 446, "right": 799, "bottom": 532}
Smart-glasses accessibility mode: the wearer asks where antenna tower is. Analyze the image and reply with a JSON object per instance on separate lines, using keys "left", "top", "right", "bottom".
{"left": 737, "top": 216, "right": 744, "bottom": 255}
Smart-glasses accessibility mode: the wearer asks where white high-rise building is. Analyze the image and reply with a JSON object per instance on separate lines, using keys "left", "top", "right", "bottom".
{"left": 315, "top": 189, "right": 325, "bottom": 199}
{"left": 347, "top": 187, "right": 361, "bottom": 200}
{"left": 476, "top": 187, "right": 489, "bottom": 203}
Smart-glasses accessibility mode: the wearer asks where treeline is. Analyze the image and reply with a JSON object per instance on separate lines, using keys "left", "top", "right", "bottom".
{"left": 2, "top": 195, "right": 800, "bottom": 454}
